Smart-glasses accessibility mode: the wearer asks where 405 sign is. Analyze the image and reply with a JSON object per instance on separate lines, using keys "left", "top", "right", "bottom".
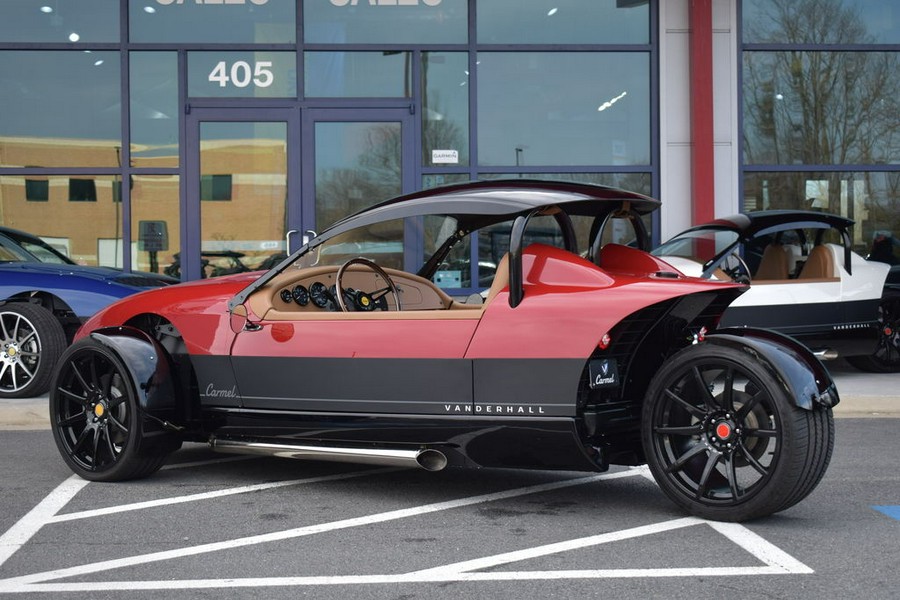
{"left": 188, "top": 52, "right": 295, "bottom": 98}
{"left": 209, "top": 61, "right": 274, "bottom": 89}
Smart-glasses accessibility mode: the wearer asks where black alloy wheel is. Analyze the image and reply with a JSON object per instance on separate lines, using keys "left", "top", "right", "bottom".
{"left": 847, "top": 298, "right": 900, "bottom": 373}
{"left": 50, "top": 338, "right": 169, "bottom": 481}
{"left": 0, "top": 303, "right": 66, "bottom": 399}
{"left": 642, "top": 343, "right": 834, "bottom": 522}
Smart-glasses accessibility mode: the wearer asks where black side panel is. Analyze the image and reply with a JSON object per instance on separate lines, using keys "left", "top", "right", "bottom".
{"left": 232, "top": 357, "right": 473, "bottom": 414}
{"left": 473, "top": 358, "right": 585, "bottom": 417}
{"left": 721, "top": 299, "right": 879, "bottom": 333}
{"left": 192, "top": 355, "right": 242, "bottom": 408}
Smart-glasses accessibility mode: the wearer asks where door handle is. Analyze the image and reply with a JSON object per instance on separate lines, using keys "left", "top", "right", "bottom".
{"left": 286, "top": 230, "right": 299, "bottom": 255}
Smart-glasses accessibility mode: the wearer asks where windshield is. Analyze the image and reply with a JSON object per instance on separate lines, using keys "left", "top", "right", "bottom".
{"left": 0, "top": 231, "right": 73, "bottom": 264}
{"left": 652, "top": 229, "right": 740, "bottom": 264}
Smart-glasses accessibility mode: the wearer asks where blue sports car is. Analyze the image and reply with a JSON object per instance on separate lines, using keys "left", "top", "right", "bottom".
{"left": 0, "top": 226, "right": 176, "bottom": 398}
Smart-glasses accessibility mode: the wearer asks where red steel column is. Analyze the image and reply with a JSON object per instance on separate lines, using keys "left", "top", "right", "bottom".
{"left": 689, "top": 0, "right": 715, "bottom": 224}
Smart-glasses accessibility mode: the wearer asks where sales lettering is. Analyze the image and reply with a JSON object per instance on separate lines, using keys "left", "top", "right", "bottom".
{"left": 329, "top": 0, "right": 442, "bottom": 6}
{"left": 156, "top": 0, "right": 270, "bottom": 6}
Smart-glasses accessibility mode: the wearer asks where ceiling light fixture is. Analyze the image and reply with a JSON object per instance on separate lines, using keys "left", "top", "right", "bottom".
{"left": 598, "top": 91, "right": 628, "bottom": 112}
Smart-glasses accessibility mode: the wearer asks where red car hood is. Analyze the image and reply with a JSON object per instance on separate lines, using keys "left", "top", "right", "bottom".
{"left": 76, "top": 271, "right": 263, "bottom": 352}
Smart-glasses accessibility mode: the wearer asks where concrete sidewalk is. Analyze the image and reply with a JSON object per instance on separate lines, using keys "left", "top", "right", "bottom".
{"left": 1, "top": 359, "right": 896, "bottom": 430}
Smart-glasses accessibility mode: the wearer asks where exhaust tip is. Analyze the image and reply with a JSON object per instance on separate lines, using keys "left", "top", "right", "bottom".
{"left": 813, "top": 348, "right": 839, "bottom": 360}
{"left": 416, "top": 449, "right": 448, "bottom": 472}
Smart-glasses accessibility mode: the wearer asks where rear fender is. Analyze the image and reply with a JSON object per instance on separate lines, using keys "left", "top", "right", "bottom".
{"left": 706, "top": 327, "right": 839, "bottom": 410}
{"left": 89, "top": 327, "right": 182, "bottom": 433}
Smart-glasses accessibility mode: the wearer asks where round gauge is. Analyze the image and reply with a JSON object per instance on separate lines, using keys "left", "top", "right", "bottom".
{"left": 291, "top": 284, "right": 310, "bottom": 306}
{"left": 279, "top": 289, "right": 293, "bottom": 304}
{"left": 309, "top": 281, "right": 330, "bottom": 308}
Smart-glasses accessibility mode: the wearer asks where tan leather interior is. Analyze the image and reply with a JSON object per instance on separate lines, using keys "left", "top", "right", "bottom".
{"left": 798, "top": 245, "right": 837, "bottom": 280}
{"left": 484, "top": 253, "right": 510, "bottom": 306}
{"left": 247, "top": 263, "right": 485, "bottom": 321}
{"left": 754, "top": 243, "right": 789, "bottom": 280}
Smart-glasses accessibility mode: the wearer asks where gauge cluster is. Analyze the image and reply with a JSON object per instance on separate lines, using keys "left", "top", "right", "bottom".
{"left": 280, "top": 281, "right": 336, "bottom": 310}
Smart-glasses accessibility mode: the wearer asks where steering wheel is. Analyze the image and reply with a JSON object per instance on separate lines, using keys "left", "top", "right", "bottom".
{"left": 720, "top": 252, "right": 752, "bottom": 284}
{"left": 335, "top": 257, "right": 402, "bottom": 312}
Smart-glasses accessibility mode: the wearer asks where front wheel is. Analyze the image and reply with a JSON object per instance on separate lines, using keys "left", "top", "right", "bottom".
{"left": 641, "top": 343, "right": 834, "bottom": 522}
{"left": 0, "top": 303, "right": 66, "bottom": 399}
{"left": 50, "top": 338, "right": 173, "bottom": 481}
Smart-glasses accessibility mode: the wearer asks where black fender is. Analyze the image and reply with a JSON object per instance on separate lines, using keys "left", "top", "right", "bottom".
{"left": 705, "top": 327, "right": 839, "bottom": 410}
{"left": 89, "top": 326, "right": 183, "bottom": 438}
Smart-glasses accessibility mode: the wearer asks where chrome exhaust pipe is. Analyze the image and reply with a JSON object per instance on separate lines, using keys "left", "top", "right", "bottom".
{"left": 209, "top": 438, "right": 448, "bottom": 472}
{"left": 813, "top": 348, "right": 839, "bottom": 360}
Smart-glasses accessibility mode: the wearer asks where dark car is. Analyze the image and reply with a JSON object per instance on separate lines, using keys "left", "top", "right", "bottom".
{"left": 0, "top": 226, "right": 176, "bottom": 398}
{"left": 49, "top": 181, "right": 837, "bottom": 522}
{"left": 652, "top": 211, "right": 897, "bottom": 372}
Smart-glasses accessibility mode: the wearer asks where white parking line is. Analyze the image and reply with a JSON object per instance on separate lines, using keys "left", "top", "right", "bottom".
{"left": 0, "top": 466, "right": 813, "bottom": 593}
{"left": 49, "top": 467, "right": 396, "bottom": 523}
{"left": 0, "top": 476, "right": 88, "bottom": 568}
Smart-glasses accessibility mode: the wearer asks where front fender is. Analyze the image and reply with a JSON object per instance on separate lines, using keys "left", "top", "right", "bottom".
{"left": 89, "top": 327, "right": 181, "bottom": 433}
{"left": 706, "top": 327, "right": 839, "bottom": 410}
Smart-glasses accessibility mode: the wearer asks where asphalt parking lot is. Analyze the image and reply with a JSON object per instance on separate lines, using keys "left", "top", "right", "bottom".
{"left": 0, "top": 359, "right": 897, "bottom": 598}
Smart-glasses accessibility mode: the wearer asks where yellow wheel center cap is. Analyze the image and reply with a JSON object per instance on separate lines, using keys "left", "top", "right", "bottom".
{"left": 6, "top": 346, "right": 16, "bottom": 358}
{"left": 94, "top": 403, "right": 106, "bottom": 418}
{"left": 361, "top": 297, "right": 370, "bottom": 307}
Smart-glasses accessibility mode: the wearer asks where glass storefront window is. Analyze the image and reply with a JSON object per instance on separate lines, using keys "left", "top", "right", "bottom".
{"left": 422, "top": 53, "right": 469, "bottom": 167}
{"left": 0, "top": 51, "right": 121, "bottom": 168}
{"left": 0, "top": 0, "right": 119, "bottom": 43}
{"left": 189, "top": 52, "right": 297, "bottom": 99}
{"left": 422, "top": 174, "right": 469, "bottom": 190}
{"left": 314, "top": 121, "right": 402, "bottom": 228}
{"left": 131, "top": 175, "right": 180, "bottom": 276}
{"left": 476, "top": 53, "right": 650, "bottom": 167}
{"left": 129, "top": 0, "right": 295, "bottom": 44}
{"left": 478, "top": 0, "right": 649, "bottom": 44}
{"left": 743, "top": 51, "right": 900, "bottom": 165}
{"left": 743, "top": 0, "right": 900, "bottom": 45}
{"left": 0, "top": 175, "right": 124, "bottom": 267}
{"left": 303, "top": 0, "right": 466, "bottom": 45}
{"left": 744, "top": 171, "right": 900, "bottom": 255}
{"left": 131, "top": 52, "right": 179, "bottom": 168}
{"left": 199, "top": 122, "right": 287, "bottom": 278}
{"left": 305, "top": 52, "right": 410, "bottom": 98}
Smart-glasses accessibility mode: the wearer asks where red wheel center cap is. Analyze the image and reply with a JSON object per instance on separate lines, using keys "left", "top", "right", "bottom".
{"left": 715, "top": 422, "right": 732, "bottom": 439}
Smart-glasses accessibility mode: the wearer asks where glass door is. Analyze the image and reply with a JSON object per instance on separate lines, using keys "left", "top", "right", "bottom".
{"left": 302, "top": 108, "right": 416, "bottom": 270}
{"left": 184, "top": 107, "right": 300, "bottom": 280}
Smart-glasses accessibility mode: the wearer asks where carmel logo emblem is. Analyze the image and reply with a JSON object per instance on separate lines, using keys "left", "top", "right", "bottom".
{"left": 204, "top": 383, "right": 238, "bottom": 398}
{"left": 589, "top": 358, "right": 619, "bottom": 389}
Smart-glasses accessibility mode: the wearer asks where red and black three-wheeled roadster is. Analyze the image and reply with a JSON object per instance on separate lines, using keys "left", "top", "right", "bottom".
{"left": 50, "top": 180, "right": 837, "bottom": 522}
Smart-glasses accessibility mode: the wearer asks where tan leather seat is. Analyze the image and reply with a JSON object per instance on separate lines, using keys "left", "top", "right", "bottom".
{"left": 798, "top": 245, "right": 836, "bottom": 279}
{"left": 755, "top": 243, "right": 789, "bottom": 280}
{"left": 484, "top": 253, "right": 510, "bottom": 305}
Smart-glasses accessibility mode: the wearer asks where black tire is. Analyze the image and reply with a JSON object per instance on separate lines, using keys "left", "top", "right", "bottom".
{"left": 846, "top": 298, "right": 900, "bottom": 373}
{"left": 0, "top": 303, "right": 66, "bottom": 399}
{"left": 641, "top": 343, "right": 834, "bottom": 522}
{"left": 50, "top": 338, "right": 172, "bottom": 481}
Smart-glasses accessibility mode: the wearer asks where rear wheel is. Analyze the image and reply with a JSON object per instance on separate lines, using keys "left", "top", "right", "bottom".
{"left": 0, "top": 303, "right": 66, "bottom": 399}
{"left": 50, "top": 338, "right": 171, "bottom": 481}
{"left": 642, "top": 343, "right": 834, "bottom": 521}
